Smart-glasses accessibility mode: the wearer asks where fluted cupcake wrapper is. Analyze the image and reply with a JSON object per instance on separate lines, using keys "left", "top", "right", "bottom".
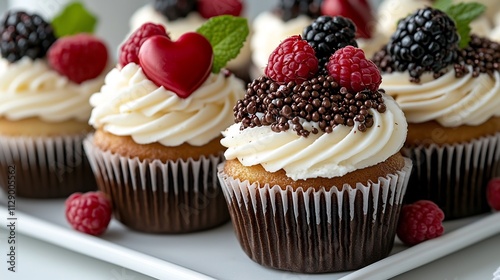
{"left": 403, "top": 132, "right": 500, "bottom": 220}
{"left": 84, "top": 136, "right": 229, "bottom": 233}
{"left": 0, "top": 134, "right": 96, "bottom": 198}
{"left": 217, "top": 158, "right": 413, "bottom": 273}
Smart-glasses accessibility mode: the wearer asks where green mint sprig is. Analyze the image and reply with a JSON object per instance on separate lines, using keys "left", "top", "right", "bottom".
{"left": 196, "top": 15, "right": 249, "bottom": 73}
{"left": 434, "top": 0, "right": 485, "bottom": 48}
{"left": 51, "top": 2, "right": 97, "bottom": 37}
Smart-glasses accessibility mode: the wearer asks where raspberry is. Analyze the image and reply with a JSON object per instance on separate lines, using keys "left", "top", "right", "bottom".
{"left": 487, "top": 178, "right": 500, "bottom": 211}
{"left": 119, "top": 23, "right": 169, "bottom": 67}
{"left": 48, "top": 34, "right": 108, "bottom": 84}
{"left": 265, "top": 35, "right": 318, "bottom": 84}
{"left": 197, "top": 0, "right": 243, "bottom": 18}
{"left": 65, "top": 191, "right": 112, "bottom": 236}
{"left": 397, "top": 200, "right": 445, "bottom": 246}
{"left": 0, "top": 11, "right": 57, "bottom": 62}
{"left": 327, "top": 46, "right": 381, "bottom": 92}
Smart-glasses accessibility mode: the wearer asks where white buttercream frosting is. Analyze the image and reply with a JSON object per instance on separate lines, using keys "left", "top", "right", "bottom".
{"left": 89, "top": 63, "right": 245, "bottom": 146}
{"left": 251, "top": 12, "right": 313, "bottom": 77}
{"left": 380, "top": 66, "right": 500, "bottom": 127}
{"left": 221, "top": 93, "right": 407, "bottom": 180}
{"left": 0, "top": 57, "right": 105, "bottom": 122}
{"left": 129, "top": 4, "right": 250, "bottom": 70}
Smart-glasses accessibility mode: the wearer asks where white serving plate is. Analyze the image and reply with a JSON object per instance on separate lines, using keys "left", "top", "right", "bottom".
{"left": 0, "top": 191, "right": 499, "bottom": 280}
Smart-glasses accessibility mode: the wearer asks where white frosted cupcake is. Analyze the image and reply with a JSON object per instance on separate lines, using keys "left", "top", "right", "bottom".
{"left": 372, "top": 6, "right": 500, "bottom": 219}
{"left": 85, "top": 17, "right": 248, "bottom": 233}
{"left": 218, "top": 36, "right": 412, "bottom": 272}
{"left": 0, "top": 10, "right": 108, "bottom": 198}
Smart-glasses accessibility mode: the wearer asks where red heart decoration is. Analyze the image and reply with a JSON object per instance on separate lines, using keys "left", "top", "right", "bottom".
{"left": 138, "top": 33, "right": 213, "bottom": 98}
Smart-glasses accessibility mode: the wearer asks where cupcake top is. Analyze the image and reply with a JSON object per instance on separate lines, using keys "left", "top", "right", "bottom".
{"left": 89, "top": 16, "right": 248, "bottom": 147}
{"left": 372, "top": 3, "right": 500, "bottom": 127}
{"left": 0, "top": 3, "right": 109, "bottom": 123}
{"left": 252, "top": 0, "right": 379, "bottom": 75}
{"left": 129, "top": 0, "right": 249, "bottom": 69}
{"left": 222, "top": 21, "right": 407, "bottom": 180}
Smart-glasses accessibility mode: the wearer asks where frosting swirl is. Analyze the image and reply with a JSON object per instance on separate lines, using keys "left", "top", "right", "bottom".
{"left": 0, "top": 57, "right": 104, "bottom": 122}
{"left": 221, "top": 93, "right": 407, "bottom": 180}
{"left": 380, "top": 66, "right": 500, "bottom": 127}
{"left": 89, "top": 63, "right": 245, "bottom": 146}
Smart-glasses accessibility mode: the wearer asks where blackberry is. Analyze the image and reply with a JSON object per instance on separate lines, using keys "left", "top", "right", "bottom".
{"left": 387, "top": 7, "right": 459, "bottom": 82}
{"left": 303, "top": 16, "right": 358, "bottom": 73}
{"left": 275, "top": 0, "right": 322, "bottom": 22}
{"left": 153, "top": 0, "right": 197, "bottom": 21}
{"left": 0, "top": 11, "right": 57, "bottom": 63}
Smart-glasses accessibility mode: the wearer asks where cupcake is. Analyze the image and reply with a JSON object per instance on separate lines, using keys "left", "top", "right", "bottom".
{"left": 251, "top": 0, "right": 383, "bottom": 79}
{"left": 218, "top": 32, "right": 412, "bottom": 272}
{"left": 85, "top": 16, "right": 248, "bottom": 233}
{"left": 0, "top": 6, "right": 109, "bottom": 198}
{"left": 372, "top": 5, "right": 500, "bottom": 219}
{"left": 129, "top": 0, "right": 251, "bottom": 82}
{"left": 376, "top": 0, "right": 496, "bottom": 43}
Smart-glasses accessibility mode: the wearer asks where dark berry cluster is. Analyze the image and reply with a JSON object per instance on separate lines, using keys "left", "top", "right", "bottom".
{"left": 234, "top": 75, "right": 386, "bottom": 137}
{"left": 455, "top": 35, "right": 500, "bottom": 77}
{"left": 373, "top": 35, "right": 500, "bottom": 81}
{"left": 0, "top": 11, "right": 57, "bottom": 62}
{"left": 274, "top": 0, "right": 322, "bottom": 22}
{"left": 386, "top": 7, "right": 459, "bottom": 82}
{"left": 303, "top": 16, "right": 358, "bottom": 73}
{"left": 153, "top": 0, "right": 197, "bottom": 21}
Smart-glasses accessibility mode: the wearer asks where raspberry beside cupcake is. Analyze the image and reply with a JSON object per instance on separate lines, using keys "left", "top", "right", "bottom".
{"left": 218, "top": 26, "right": 412, "bottom": 272}
{"left": 372, "top": 4, "right": 500, "bottom": 219}
{"left": 85, "top": 17, "right": 249, "bottom": 233}
{"left": 0, "top": 6, "right": 109, "bottom": 198}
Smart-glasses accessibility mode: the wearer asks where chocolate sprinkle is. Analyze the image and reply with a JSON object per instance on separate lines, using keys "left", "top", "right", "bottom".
{"left": 372, "top": 35, "right": 500, "bottom": 83}
{"left": 234, "top": 75, "right": 386, "bottom": 137}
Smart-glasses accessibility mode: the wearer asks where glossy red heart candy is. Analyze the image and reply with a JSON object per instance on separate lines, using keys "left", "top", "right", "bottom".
{"left": 138, "top": 33, "right": 213, "bottom": 98}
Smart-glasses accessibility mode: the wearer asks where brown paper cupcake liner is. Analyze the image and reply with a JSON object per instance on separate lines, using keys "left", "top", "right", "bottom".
{"left": 217, "top": 158, "right": 413, "bottom": 273}
{"left": 0, "top": 134, "right": 96, "bottom": 198}
{"left": 403, "top": 132, "right": 500, "bottom": 220}
{"left": 84, "top": 136, "right": 229, "bottom": 233}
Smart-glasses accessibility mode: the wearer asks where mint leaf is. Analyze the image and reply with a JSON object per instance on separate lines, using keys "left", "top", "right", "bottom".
{"left": 196, "top": 15, "right": 249, "bottom": 73}
{"left": 51, "top": 2, "right": 97, "bottom": 37}
{"left": 436, "top": 2, "right": 485, "bottom": 48}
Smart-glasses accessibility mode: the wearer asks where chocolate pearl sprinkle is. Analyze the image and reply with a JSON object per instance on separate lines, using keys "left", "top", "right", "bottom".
{"left": 234, "top": 75, "right": 386, "bottom": 137}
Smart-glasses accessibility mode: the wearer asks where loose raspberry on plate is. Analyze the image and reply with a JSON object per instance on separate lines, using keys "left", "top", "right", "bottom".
{"left": 197, "top": 0, "right": 243, "bottom": 18}
{"left": 265, "top": 35, "right": 318, "bottom": 85}
{"left": 119, "top": 23, "right": 169, "bottom": 67}
{"left": 327, "top": 45, "right": 381, "bottom": 92}
{"left": 65, "top": 191, "right": 112, "bottom": 236}
{"left": 48, "top": 34, "right": 108, "bottom": 84}
{"left": 487, "top": 178, "right": 500, "bottom": 211}
{"left": 397, "top": 200, "right": 445, "bottom": 246}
